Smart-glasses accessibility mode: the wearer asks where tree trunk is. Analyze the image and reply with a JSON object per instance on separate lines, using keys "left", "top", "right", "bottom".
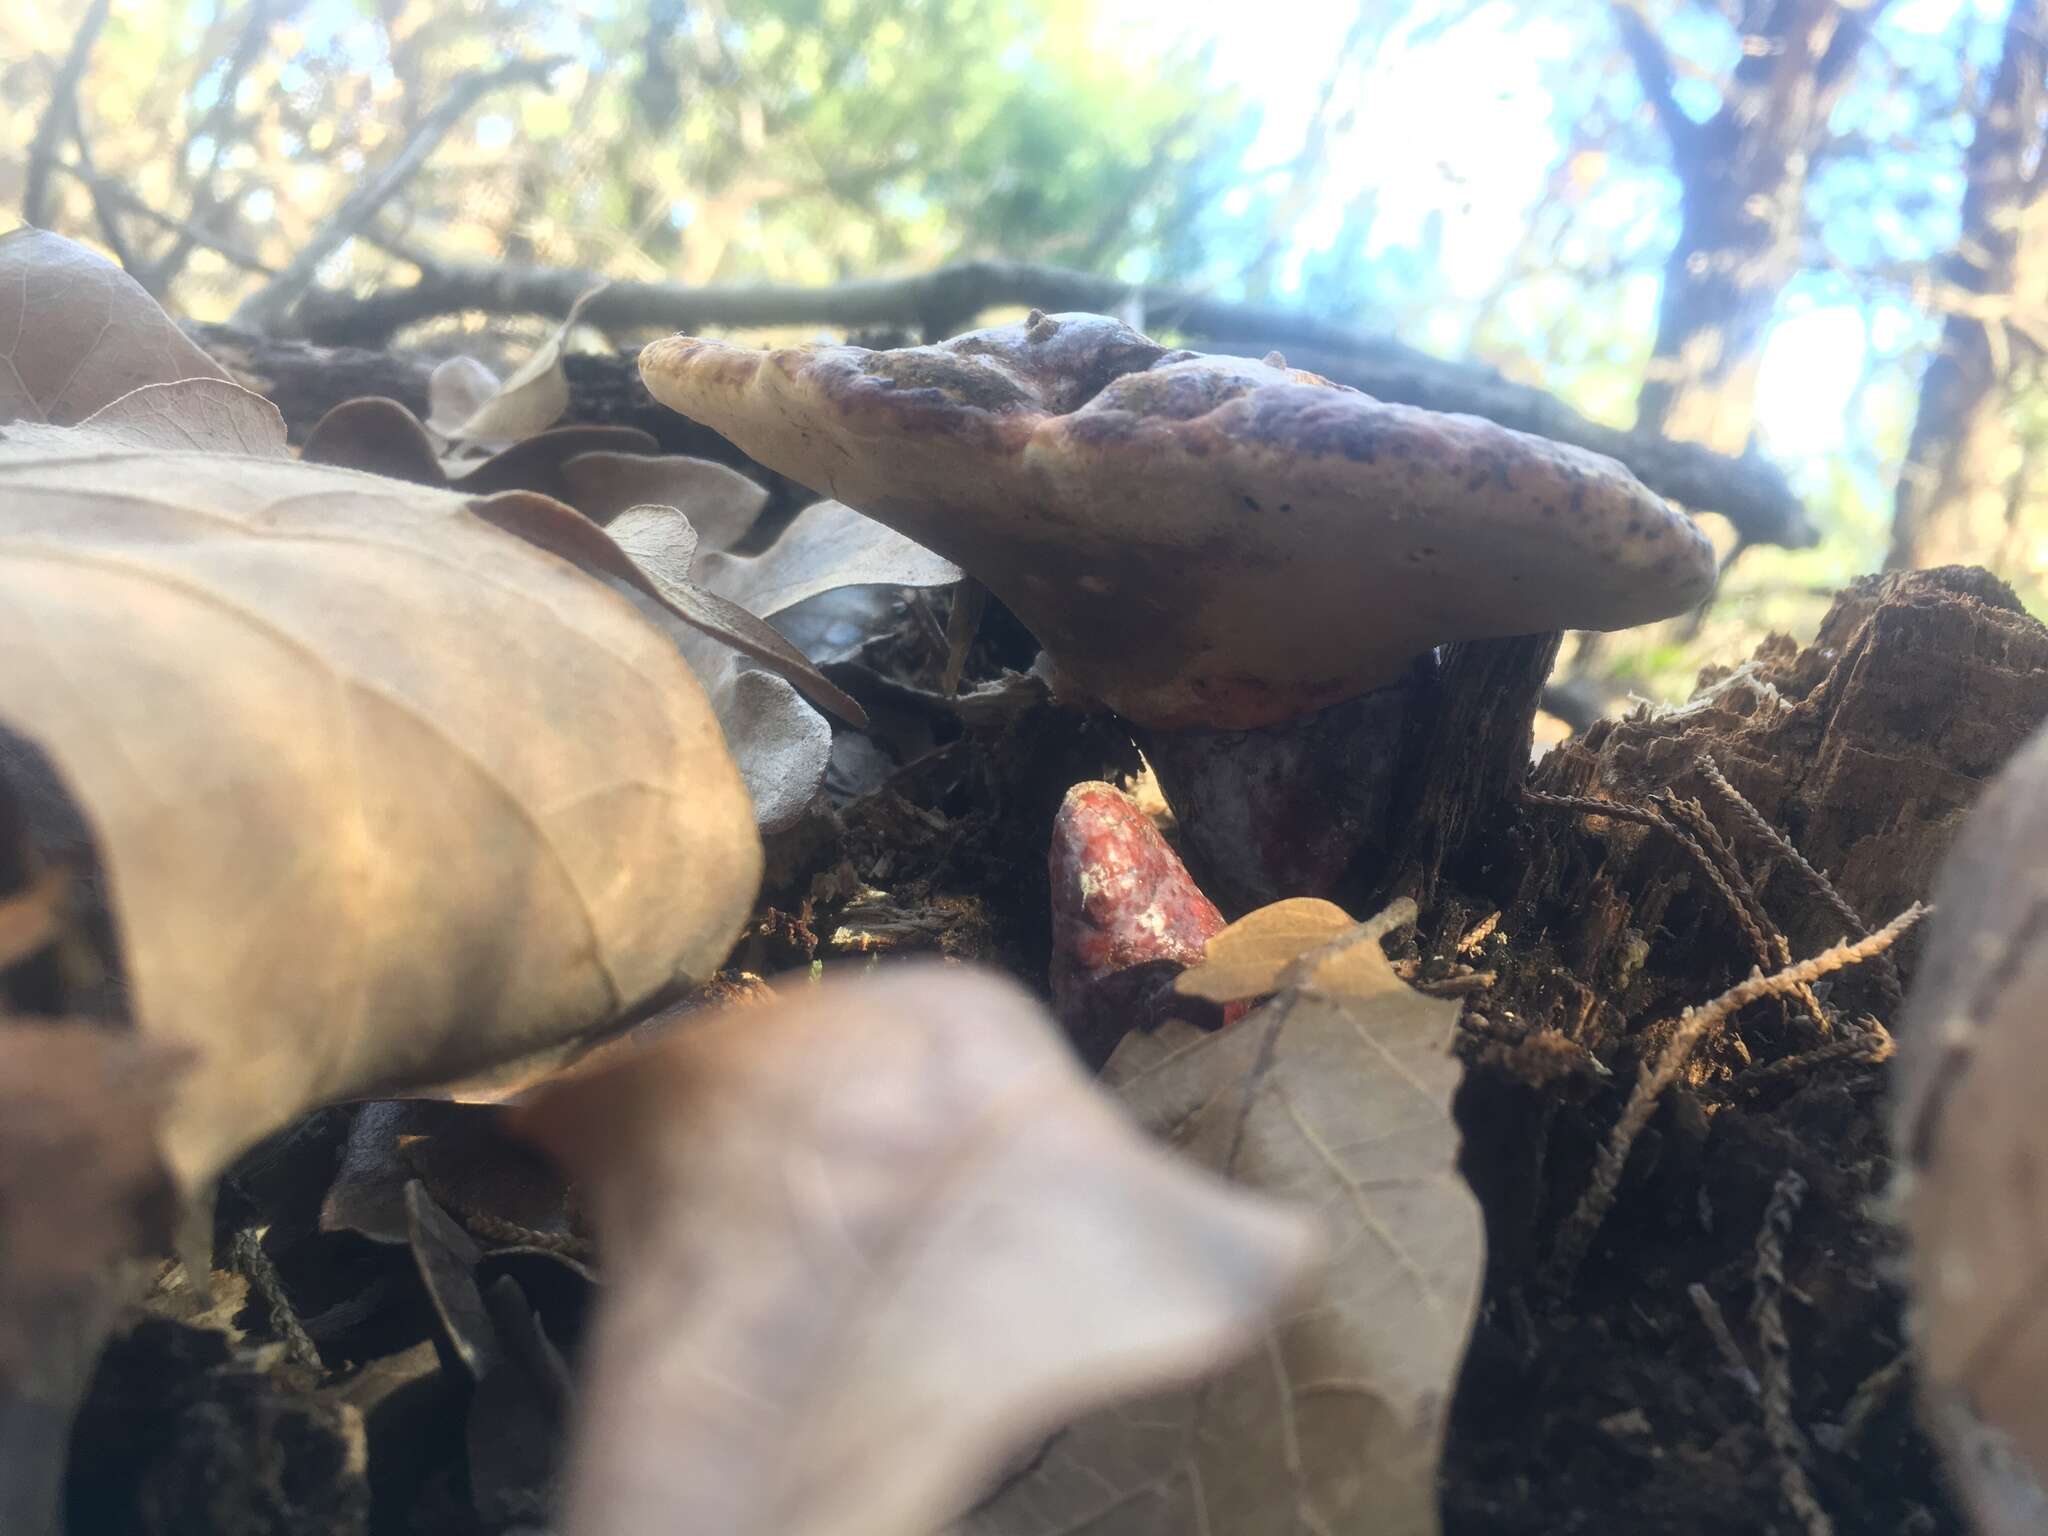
{"left": 1622, "top": 0, "right": 1886, "bottom": 451}
{"left": 1634, "top": 113, "right": 1810, "bottom": 453}
{"left": 1887, "top": 0, "right": 2048, "bottom": 571}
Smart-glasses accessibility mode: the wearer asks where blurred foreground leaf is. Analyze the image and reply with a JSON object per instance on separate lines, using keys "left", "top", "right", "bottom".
{"left": 967, "top": 903, "right": 1481, "bottom": 1536}
{"left": 514, "top": 964, "right": 1319, "bottom": 1536}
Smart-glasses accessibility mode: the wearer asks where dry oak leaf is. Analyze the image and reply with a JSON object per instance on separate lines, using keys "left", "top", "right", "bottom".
{"left": 1174, "top": 895, "right": 1360, "bottom": 1003}
{"left": 966, "top": 903, "right": 1481, "bottom": 1536}
{"left": 436, "top": 282, "right": 608, "bottom": 447}
{"left": 512, "top": 964, "right": 1320, "bottom": 1536}
{"left": 0, "top": 419, "right": 762, "bottom": 1192}
{"left": 293, "top": 394, "right": 866, "bottom": 737}
{"left": 610, "top": 497, "right": 959, "bottom": 830}
{"left": 0, "top": 228, "right": 230, "bottom": 426}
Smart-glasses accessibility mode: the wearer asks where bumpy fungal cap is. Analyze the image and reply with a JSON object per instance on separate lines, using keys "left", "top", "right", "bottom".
{"left": 641, "top": 312, "right": 1717, "bottom": 731}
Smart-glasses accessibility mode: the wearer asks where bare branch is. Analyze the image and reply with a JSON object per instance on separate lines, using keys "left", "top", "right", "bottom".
{"left": 284, "top": 257, "right": 1812, "bottom": 545}
{"left": 148, "top": 0, "right": 306, "bottom": 291}
{"left": 65, "top": 117, "right": 140, "bottom": 275}
{"left": 230, "top": 55, "right": 565, "bottom": 332}
{"left": 1609, "top": 1, "right": 1706, "bottom": 157}
{"left": 51, "top": 162, "right": 277, "bottom": 275}
{"left": 21, "top": 0, "right": 112, "bottom": 227}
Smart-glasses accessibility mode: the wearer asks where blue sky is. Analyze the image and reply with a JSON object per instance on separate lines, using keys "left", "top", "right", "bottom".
{"left": 1100, "top": 0, "right": 2002, "bottom": 476}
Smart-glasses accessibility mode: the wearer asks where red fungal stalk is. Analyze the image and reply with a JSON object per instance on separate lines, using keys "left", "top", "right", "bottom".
{"left": 1049, "top": 780, "right": 1240, "bottom": 1064}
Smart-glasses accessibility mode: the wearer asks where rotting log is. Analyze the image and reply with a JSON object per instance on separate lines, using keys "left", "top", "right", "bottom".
{"left": 1520, "top": 566, "right": 2048, "bottom": 1016}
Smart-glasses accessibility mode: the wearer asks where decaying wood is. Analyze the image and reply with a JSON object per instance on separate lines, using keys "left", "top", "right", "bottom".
{"left": 1388, "top": 631, "right": 1563, "bottom": 906}
{"left": 1523, "top": 567, "right": 2048, "bottom": 1009}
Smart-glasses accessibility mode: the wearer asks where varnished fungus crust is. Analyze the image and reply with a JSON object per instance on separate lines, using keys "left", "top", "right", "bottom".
{"left": 641, "top": 312, "right": 1716, "bottom": 731}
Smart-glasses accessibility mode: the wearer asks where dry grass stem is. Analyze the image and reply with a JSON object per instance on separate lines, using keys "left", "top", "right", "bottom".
{"left": 1829, "top": 1350, "right": 1911, "bottom": 1454}
{"left": 1521, "top": 786, "right": 1665, "bottom": 830}
{"left": 1697, "top": 754, "right": 1904, "bottom": 1010}
{"left": 1752, "top": 1169, "right": 1833, "bottom": 1536}
{"left": 1688, "top": 1281, "right": 1761, "bottom": 1399}
{"left": 1722, "top": 1022, "right": 1895, "bottom": 1096}
{"left": 457, "top": 1208, "right": 595, "bottom": 1263}
{"left": 1548, "top": 904, "right": 1926, "bottom": 1287}
{"left": 229, "top": 1225, "right": 321, "bottom": 1372}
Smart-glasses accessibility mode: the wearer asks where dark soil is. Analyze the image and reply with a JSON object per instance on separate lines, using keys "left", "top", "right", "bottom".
{"left": 59, "top": 568, "right": 2048, "bottom": 1534}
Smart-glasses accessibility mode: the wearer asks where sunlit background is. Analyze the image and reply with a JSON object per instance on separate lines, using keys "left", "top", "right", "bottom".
{"left": 5, "top": 0, "right": 2034, "bottom": 704}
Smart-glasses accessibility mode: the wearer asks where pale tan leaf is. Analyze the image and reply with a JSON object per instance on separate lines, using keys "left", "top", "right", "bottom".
{"left": 607, "top": 503, "right": 701, "bottom": 583}
{"left": 444, "top": 284, "right": 607, "bottom": 445}
{"left": 692, "top": 498, "right": 964, "bottom": 619}
{"left": 73, "top": 379, "right": 287, "bottom": 457}
{"left": 0, "top": 427, "right": 762, "bottom": 1191}
{"left": 609, "top": 498, "right": 953, "bottom": 829}
{"left": 608, "top": 505, "right": 827, "bottom": 832}
{"left": 426, "top": 354, "right": 503, "bottom": 439}
{"left": 513, "top": 965, "right": 1320, "bottom": 1536}
{"left": 0, "top": 229, "right": 229, "bottom": 426}
{"left": 713, "top": 668, "right": 833, "bottom": 832}
{"left": 561, "top": 451, "right": 768, "bottom": 546}
{"left": 970, "top": 906, "right": 1483, "bottom": 1536}
{"left": 460, "top": 488, "right": 866, "bottom": 731}
{"left": 1280, "top": 896, "right": 1421, "bottom": 996}
{"left": 1174, "top": 896, "right": 1358, "bottom": 1002}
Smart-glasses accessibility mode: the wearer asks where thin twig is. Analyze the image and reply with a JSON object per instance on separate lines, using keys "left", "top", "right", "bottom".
{"left": 53, "top": 161, "right": 276, "bottom": 274}
{"left": 1721, "top": 1020, "right": 1895, "bottom": 1095}
{"left": 21, "top": 0, "right": 111, "bottom": 227}
{"left": 1548, "top": 905, "right": 1926, "bottom": 1287}
{"left": 459, "top": 1209, "right": 593, "bottom": 1264}
{"left": 1522, "top": 786, "right": 1666, "bottom": 829}
{"left": 151, "top": 0, "right": 296, "bottom": 289}
{"left": 231, "top": 55, "right": 565, "bottom": 331}
{"left": 1654, "top": 792, "right": 1791, "bottom": 977}
{"left": 1752, "top": 1169, "right": 1834, "bottom": 1536}
{"left": 1827, "top": 1350, "right": 1911, "bottom": 1453}
{"left": 1698, "top": 754, "right": 1904, "bottom": 1010}
{"left": 65, "top": 115, "right": 140, "bottom": 274}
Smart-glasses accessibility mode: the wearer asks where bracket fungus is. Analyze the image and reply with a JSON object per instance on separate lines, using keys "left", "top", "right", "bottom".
{"left": 642, "top": 312, "right": 1716, "bottom": 903}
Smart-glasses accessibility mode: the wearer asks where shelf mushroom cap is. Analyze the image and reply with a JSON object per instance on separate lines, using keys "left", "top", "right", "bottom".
{"left": 640, "top": 313, "right": 1718, "bottom": 732}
